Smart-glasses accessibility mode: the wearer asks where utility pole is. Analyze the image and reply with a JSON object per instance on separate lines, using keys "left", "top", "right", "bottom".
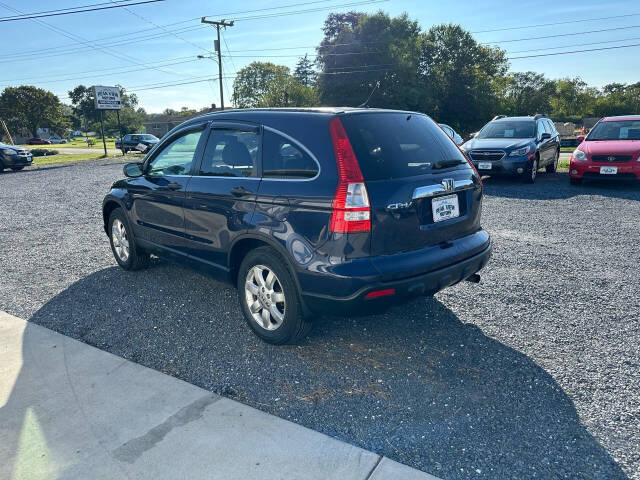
{"left": 201, "top": 17, "right": 234, "bottom": 110}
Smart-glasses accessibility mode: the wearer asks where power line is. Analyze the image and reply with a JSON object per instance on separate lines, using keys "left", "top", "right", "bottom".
{"left": 107, "top": 0, "right": 210, "bottom": 53}
{"left": 231, "top": 0, "right": 387, "bottom": 21}
{"left": 508, "top": 42, "right": 640, "bottom": 59}
{"left": 507, "top": 35, "right": 640, "bottom": 54}
{"left": 483, "top": 24, "right": 640, "bottom": 45}
{"left": 472, "top": 12, "right": 640, "bottom": 34}
{"left": 0, "top": 0, "right": 165, "bottom": 22}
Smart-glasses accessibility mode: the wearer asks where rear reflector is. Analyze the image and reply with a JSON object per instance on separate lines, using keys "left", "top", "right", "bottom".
{"left": 329, "top": 117, "right": 371, "bottom": 233}
{"left": 365, "top": 288, "right": 396, "bottom": 299}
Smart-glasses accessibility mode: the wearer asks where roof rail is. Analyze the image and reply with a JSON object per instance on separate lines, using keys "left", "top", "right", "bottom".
{"left": 533, "top": 113, "right": 548, "bottom": 120}
{"left": 492, "top": 115, "right": 507, "bottom": 121}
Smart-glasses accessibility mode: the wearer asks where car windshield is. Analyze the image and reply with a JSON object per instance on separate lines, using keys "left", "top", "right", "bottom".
{"left": 587, "top": 120, "right": 640, "bottom": 140}
{"left": 476, "top": 121, "right": 535, "bottom": 139}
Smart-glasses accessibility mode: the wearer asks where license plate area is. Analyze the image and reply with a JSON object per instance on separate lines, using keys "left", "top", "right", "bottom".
{"left": 431, "top": 194, "right": 460, "bottom": 223}
{"left": 478, "top": 162, "right": 492, "bottom": 170}
{"left": 600, "top": 166, "right": 618, "bottom": 175}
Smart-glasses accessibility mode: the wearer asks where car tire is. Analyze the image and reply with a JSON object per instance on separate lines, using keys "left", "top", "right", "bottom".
{"left": 525, "top": 156, "right": 538, "bottom": 183}
{"left": 0, "top": 163, "right": 4, "bottom": 173}
{"left": 11, "top": 166, "right": 24, "bottom": 171}
{"left": 108, "top": 208, "right": 150, "bottom": 271}
{"left": 570, "top": 177, "right": 582, "bottom": 186}
{"left": 238, "top": 246, "right": 312, "bottom": 345}
{"left": 546, "top": 149, "right": 559, "bottom": 173}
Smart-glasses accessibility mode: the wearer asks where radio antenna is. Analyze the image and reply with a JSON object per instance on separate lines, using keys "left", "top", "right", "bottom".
{"left": 358, "top": 81, "right": 380, "bottom": 108}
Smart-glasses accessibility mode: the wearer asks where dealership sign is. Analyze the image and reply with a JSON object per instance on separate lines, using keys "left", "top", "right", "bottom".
{"left": 93, "top": 86, "right": 122, "bottom": 110}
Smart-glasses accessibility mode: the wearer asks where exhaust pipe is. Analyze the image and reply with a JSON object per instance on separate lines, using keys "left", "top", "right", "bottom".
{"left": 466, "top": 273, "right": 481, "bottom": 284}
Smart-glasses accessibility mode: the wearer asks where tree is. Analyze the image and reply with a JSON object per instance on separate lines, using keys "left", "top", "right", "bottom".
{"left": 258, "top": 75, "right": 318, "bottom": 107}
{"left": 0, "top": 86, "right": 68, "bottom": 137}
{"left": 232, "top": 62, "right": 290, "bottom": 108}
{"left": 418, "top": 24, "right": 508, "bottom": 133}
{"left": 549, "top": 77, "right": 597, "bottom": 120}
{"left": 498, "top": 72, "right": 556, "bottom": 116}
{"left": 316, "top": 12, "right": 423, "bottom": 109}
{"left": 293, "top": 54, "right": 317, "bottom": 87}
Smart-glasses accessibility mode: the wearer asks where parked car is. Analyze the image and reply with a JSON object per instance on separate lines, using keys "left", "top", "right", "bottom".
{"left": 0, "top": 143, "right": 33, "bottom": 171}
{"left": 102, "top": 108, "right": 491, "bottom": 344}
{"left": 461, "top": 115, "right": 560, "bottom": 183}
{"left": 27, "top": 137, "right": 51, "bottom": 145}
{"left": 115, "top": 134, "right": 159, "bottom": 153}
{"left": 48, "top": 136, "right": 68, "bottom": 144}
{"left": 569, "top": 115, "right": 640, "bottom": 185}
{"left": 439, "top": 123, "right": 463, "bottom": 145}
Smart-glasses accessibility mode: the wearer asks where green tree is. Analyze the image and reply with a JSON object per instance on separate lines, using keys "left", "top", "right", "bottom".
{"left": 0, "top": 85, "right": 68, "bottom": 137}
{"left": 418, "top": 24, "right": 508, "bottom": 133}
{"left": 549, "top": 77, "right": 597, "bottom": 119}
{"left": 293, "top": 54, "right": 317, "bottom": 87}
{"left": 316, "top": 12, "right": 422, "bottom": 109}
{"left": 232, "top": 62, "right": 290, "bottom": 108}
{"left": 258, "top": 75, "right": 318, "bottom": 107}
{"left": 498, "top": 72, "right": 556, "bottom": 116}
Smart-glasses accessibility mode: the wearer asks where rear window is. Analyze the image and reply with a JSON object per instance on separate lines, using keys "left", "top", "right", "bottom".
{"left": 340, "top": 113, "right": 468, "bottom": 181}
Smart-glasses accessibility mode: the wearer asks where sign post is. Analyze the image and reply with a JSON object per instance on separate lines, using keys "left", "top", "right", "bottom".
{"left": 93, "top": 86, "right": 122, "bottom": 157}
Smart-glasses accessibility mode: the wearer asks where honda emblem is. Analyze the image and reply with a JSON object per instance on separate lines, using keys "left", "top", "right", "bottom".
{"left": 442, "top": 178, "right": 455, "bottom": 192}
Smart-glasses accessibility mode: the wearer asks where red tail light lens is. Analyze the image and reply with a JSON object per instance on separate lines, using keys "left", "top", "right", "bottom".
{"left": 329, "top": 117, "right": 371, "bottom": 233}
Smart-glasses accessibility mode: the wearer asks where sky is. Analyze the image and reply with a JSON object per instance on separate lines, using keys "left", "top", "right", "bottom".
{"left": 1, "top": 0, "right": 639, "bottom": 113}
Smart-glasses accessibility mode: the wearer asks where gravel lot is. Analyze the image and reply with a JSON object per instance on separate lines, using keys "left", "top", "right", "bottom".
{"left": 1, "top": 159, "right": 638, "bottom": 480}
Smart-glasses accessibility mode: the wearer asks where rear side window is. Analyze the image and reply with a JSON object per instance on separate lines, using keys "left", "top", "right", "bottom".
{"left": 199, "top": 128, "right": 259, "bottom": 177}
{"left": 340, "top": 113, "right": 468, "bottom": 181}
{"left": 262, "top": 129, "right": 318, "bottom": 179}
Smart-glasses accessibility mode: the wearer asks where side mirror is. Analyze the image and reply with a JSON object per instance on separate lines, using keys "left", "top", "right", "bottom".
{"left": 540, "top": 133, "right": 551, "bottom": 141}
{"left": 123, "top": 162, "right": 144, "bottom": 178}
{"left": 576, "top": 135, "right": 585, "bottom": 143}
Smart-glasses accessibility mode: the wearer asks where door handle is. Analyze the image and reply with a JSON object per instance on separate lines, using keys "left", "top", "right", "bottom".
{"left": 230, "top": 186, "right": 251, "bottom": 197}
{"left": 167, "top": 182, "right": 182, "bottom": 190}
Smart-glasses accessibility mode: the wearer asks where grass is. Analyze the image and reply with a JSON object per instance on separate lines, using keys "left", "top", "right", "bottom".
{"left": 558, "top": 158, "right": 570, "bottom": 172}
{"left": 32, "top": 152, "right": 122, "bottom": 166}
{"left": 19, "top": 136, "right": 118, "bottom": 149}
{"left": 560, "top": 146, "right": 577, "bottom": 153}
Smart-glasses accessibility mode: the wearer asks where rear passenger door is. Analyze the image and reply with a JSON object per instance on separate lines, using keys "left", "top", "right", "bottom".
{"left": 183, "top": 121, "right": 261, "bottom": 268}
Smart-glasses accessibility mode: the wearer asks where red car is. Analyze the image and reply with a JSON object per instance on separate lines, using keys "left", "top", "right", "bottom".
{"left": 26, "top": 137, "right": 52, "bottom": 145}
{"left": 569, "top": 115, "right": 640, "bottom": 185}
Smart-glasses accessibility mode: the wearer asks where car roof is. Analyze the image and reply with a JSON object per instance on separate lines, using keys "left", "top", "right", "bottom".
{"left": 180, "top": 107, "right": 425, "bottom": 127}
{"left": 493, "top": 116, "right": 537, "bottom": 122}
{"left": 601, "top": 115, "right": 640, "bottom": 122}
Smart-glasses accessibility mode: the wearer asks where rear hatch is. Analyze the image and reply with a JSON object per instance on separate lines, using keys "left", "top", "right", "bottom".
{"left": 340, "top": 112, "right": 482, "bottom": 257}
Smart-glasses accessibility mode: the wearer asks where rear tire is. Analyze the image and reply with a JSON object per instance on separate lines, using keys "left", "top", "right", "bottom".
{"left": 108, "top": 208, "right": 149, "bottom": 271}
{"left": 238, "top": 246, "right": 312, "bottom": 345}
{"left": 570, "top": 177, "right": 582, "bottom": 186}
{"left": 525, "top": 156, "right": 538, "bottom": 184}
{"left": 546, "top": 150, "right": 559, "bottom": 173}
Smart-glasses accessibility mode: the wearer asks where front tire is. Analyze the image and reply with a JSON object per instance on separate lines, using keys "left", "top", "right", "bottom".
{"left": 108, "top": 208, "right": 149, "bottom": 271}
{"left": 525, "top": 156, "right": 538, "bottom": 183}
{"left": 238, "top": 247, "right": 312, "bottom": 344}
{"left": 546, "top": 150, "right": 559, "bottom": 173}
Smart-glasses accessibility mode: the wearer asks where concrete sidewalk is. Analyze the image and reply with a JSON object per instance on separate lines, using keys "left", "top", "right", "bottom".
{"left": 0, "top": 312, "right": 438, "bottom": 480}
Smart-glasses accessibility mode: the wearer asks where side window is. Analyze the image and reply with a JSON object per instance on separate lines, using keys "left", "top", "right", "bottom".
{"left": 537, "top": 120, "right": 548, "bottom": 140}
{"left": 546, "top": 120, "right": 557, "bottom": 136}
{"left": 199, "top": 128, "right": 259, "bottom": 177}
{"left": 147, "top": 129, "right": 202, "bottom": 176}
{"left": 262, "top": 130, "right": 318, "bottom": 179}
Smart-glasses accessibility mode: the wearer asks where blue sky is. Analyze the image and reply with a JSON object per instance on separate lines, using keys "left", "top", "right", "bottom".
{"left": 1, "top": 0, "right": 638, "bottom": 112}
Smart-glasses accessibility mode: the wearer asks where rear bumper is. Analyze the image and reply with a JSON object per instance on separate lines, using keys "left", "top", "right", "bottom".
{"left": 301, "top": 238, "right": 491, "bottom": 316}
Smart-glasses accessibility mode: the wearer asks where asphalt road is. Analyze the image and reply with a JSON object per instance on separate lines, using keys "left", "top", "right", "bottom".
{"left": 1, "top": 159, "right": 638, "bottom": 480}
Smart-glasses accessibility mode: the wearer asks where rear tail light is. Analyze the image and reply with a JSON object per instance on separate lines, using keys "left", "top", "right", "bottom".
{"left": 329, "top": 117, "right": 371, "bottom": 233}
{"left": 365, "top": 288, "right": 396, "bottom": 299}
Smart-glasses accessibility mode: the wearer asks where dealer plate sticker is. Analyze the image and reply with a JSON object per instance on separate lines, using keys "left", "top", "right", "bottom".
{"left": 600, "top": 166, "right": 617, "bottom": 175}
{"left": 432, "top": 194, "right": 460, "bottom": 223}
{"left": 478, "top": 162, "right": 492, "bottom": 170}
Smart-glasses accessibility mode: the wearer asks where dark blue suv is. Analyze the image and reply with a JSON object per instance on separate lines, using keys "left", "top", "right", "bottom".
{"left": 102, "top": 108, "right": 491, "bottom": 344}
{"left": 461, "top": 115, "right": 560, "bottom": 183}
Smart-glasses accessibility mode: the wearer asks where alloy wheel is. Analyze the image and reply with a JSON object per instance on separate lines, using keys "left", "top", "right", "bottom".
{"left": 531, "top": 158, "right": 538, "bottom": 181}
{"left": 111, "top": 219, "right": 130, "bottom": 262}
{"left": 245, "top": 265, "right": 286, "bottom": 331}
